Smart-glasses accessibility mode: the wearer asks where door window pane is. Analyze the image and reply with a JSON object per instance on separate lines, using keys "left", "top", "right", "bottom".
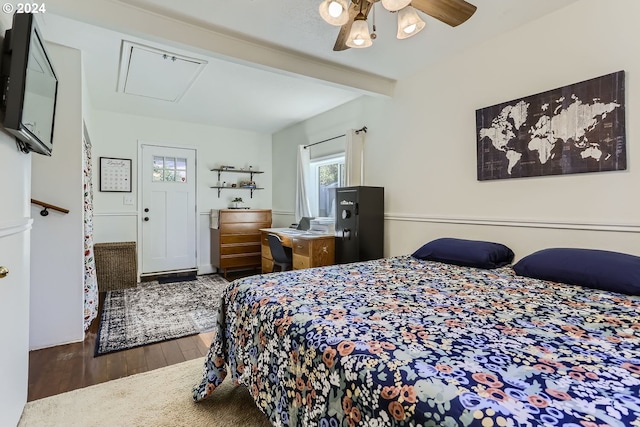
{"left": 152, "top": 156, "right": 188, "bottom": 183}
{"left": 152, "top": 156, "right": 164, "bottom": 182}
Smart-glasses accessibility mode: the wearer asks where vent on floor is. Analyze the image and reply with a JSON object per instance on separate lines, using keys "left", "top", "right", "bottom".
{"left": 117, "top": 41, "right": 207, "bottom": 102}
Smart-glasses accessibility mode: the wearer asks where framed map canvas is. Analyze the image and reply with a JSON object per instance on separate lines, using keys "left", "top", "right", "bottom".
{"left": 476, "top": 71, "right": 626, "bottom": 181}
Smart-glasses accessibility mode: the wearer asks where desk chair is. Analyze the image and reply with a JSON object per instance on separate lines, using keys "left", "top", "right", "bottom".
{"left": 267, "top": 234, "right": 293, "bottom": 272}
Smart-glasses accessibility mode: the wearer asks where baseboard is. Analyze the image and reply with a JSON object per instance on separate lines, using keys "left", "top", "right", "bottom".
{"left": 197, "top": 264, "right": 216, "bottom": 275}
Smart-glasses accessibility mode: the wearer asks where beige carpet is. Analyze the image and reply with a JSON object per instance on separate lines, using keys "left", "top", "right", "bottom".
{"left": 18, "top": 358, "right": 272, "bottom": 427}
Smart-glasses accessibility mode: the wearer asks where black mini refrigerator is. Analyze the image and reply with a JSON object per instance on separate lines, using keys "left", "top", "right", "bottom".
{"left": 335, "top": 186, "right": 384, "bottom": 264}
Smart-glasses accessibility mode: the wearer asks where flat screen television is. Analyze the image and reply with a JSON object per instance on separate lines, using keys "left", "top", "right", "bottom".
{"left": 1, "top": 12, "right": 58, "bottom": 156}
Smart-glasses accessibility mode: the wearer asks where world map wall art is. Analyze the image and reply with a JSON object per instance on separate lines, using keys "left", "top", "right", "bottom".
{"left": 475, "top": 71, "right": 626, "bottom": 181}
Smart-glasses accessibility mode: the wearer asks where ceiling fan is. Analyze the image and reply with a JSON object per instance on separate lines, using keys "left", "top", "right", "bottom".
{"left": 319, "top": 0, "right": 477, "bottom": 50}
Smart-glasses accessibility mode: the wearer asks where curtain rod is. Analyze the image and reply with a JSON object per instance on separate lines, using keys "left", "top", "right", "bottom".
{"left": 303, "top": 126, "right": 367, "bottom": 149}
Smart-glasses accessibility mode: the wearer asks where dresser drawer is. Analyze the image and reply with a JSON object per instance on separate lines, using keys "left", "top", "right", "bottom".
{"left": 220, "top": 254, "right": 261, "bottom": 269}
{"left": 219, "top": 210, "right": 271, "bottom": 224}
{"left": 261, "top": 243, "right": 272, "bottom": 260}
{"left": 262, "top": 257, "right": 274, "bottom": 274}
{"left": 221, "top": 234, "right": 260, "bottom": 244}
{"left": 262, "top": 231, "right": 292, "bottom": 248}
{"left": 220, "top": 222, "right": 271, "bottom": 234}
{"left": 221, "top": 243, "right": 261, "bottom": 255}
{"left": 292, "top": 238, "right": 310, "bottom": 256}
{"left": 293, "top": 255, "right": 310, "bottom": 270}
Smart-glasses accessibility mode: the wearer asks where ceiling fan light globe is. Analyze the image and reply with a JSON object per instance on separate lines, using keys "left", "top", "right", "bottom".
{"left": 403, "top": 23, "right": 417, "bottom": 34}
{"left": 396, "top": 6, "right": 426, "bottom": 39}
{"left": 319, "top": 0, "right": 349, "bottom": 26}
{"left": 328, "top": 2, "right": 343, "bottom": 17}
{"left": 381, "top": 0, "right": 411, "bottom": 12}
{"left": 346, "top": 19, "right": 373, "bottom": 48}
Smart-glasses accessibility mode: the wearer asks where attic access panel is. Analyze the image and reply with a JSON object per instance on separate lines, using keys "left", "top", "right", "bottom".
{"left": 117, "top": 41, "right": 207, "bottom": 102}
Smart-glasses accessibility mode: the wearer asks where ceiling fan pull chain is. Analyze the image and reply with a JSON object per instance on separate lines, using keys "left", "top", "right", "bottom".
{"left": 371, "top": 2, "right": 377, "bottom": 39}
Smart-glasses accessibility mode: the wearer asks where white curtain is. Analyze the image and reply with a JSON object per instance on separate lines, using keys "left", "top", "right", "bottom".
{"left": 295, "top": 144, "right": 312, "bottom": 222}
{"left": 345, "top": 129, "right": 365, "bottom": 186}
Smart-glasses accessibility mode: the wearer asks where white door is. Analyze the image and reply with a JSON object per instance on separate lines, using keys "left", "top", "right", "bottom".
{"left": 141, "top": 145, "right": 197, "bottom": 274}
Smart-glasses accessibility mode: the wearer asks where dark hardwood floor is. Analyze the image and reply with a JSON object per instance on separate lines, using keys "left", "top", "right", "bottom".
{"left": 27, "top": 270, "right": 255, "bottom": 402}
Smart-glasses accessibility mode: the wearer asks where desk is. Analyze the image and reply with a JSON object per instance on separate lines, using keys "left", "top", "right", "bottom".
{"left": 260, "top": 228, "right": 335, "bottom": 273}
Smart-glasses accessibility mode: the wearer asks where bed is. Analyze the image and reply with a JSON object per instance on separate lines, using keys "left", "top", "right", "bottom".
{"left": 193, "top": 244, "right": 640, "bottom": 426}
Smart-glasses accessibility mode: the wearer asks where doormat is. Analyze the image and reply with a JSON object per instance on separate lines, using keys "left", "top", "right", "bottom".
{"left": 157, "top": 274, "right": 197, "bottom": 284}
{"left": 95, "top": 274, "right": 229, "bottom": 356}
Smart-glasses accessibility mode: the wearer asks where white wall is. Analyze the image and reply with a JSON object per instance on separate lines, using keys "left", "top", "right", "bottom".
{"left": 272, "top": 0, "right": 640, "bottom": 258}
{"left": 30, "top": 43, "right": 85, "bottom": 350}
{"left": 90, "top": 110, "right": 272, "bottom": 274}
{"left": 272, "top": 98, "right": 367, "bottom": 227}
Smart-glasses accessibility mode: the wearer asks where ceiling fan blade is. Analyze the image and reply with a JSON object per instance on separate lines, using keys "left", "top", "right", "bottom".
{"left": 333, "top": 0, "right": 374, "bottom": 51}
{"left": 411, "top": 0, "right": 477, "bottom": 27}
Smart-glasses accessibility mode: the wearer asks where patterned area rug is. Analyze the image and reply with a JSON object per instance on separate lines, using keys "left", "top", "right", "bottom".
{"left": 95, "top": 275, "right": 229, "bottom": 356}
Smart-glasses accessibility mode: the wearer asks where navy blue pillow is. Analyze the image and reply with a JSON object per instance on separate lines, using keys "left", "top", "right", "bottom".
{"left": 412, "top": 238, "right": 514, "bottom": 269}
{"left": 513, "top": 248, "right": 640, "bottom": 296}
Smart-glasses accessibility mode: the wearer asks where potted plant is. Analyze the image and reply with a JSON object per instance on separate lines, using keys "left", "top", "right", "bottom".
{"left": 231, "top": 197, "right": 244, "bottom": 209}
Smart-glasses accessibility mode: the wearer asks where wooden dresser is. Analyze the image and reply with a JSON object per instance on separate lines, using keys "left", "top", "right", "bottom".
{"left": 260, "top": 229, "right": 334, "bottom": 273}
{"left": 210, "top": 209, "right": 272, "bottom": 278}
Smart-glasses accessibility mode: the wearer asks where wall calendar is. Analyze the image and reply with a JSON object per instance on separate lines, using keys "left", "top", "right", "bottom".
{"left": 100, "top": 157, "right": 132, "bottom": 192}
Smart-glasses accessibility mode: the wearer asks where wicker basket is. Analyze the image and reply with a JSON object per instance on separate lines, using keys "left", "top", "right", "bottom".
{"left": 94, "top": 242, "right": 137, "bottom": 292}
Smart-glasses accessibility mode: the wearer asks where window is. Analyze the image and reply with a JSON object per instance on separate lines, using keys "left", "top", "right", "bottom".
{"left": 309, "top": 154, "right": 345, "bottom": 217}
{"left": 153, "top": 156, "right": 187, "bottom": 182}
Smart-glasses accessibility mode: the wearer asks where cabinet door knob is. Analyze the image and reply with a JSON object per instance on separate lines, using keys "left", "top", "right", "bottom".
{"left": 0, "top": 266, "right": 8, "bottom": 279}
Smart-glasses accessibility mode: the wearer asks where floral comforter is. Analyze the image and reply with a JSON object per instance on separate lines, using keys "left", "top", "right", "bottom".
{"left": 193, "top": 256, "right": 640, "bottom": 427}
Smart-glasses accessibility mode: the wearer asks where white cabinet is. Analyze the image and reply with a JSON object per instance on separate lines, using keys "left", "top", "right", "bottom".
{"left": 0, "top": 225, "right": 30, "bottom": 427}
{"left": 0, "top": 122, "right": 32, "bottom": 426}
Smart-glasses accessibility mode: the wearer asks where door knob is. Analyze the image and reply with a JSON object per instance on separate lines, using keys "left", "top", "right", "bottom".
{"left": 144, "top": 217, "right": 150, "bottom": 222}
{"left": 0, "top": 266, "right": 8, "bottom": 279}
{"left": 144, "top": 208, "right": 149, "bottom": 212}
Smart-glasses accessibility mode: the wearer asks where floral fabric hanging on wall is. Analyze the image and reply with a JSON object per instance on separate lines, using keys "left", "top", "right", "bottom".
{"left": 83, "top": 130, "right": 98, "bottom": 330}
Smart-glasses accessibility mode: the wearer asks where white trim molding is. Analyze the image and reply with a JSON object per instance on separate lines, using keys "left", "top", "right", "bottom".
{"left": 272, "top": 210, "right": 295, "bottom": 216}
{"left": 93, "top": 212, "right": 138, "bottom": 217}
{"left": 385, "top": 213, "right": 640, "bottom": 233}
{"left": 0, "top": 218, "right": 33, "bottom": 238}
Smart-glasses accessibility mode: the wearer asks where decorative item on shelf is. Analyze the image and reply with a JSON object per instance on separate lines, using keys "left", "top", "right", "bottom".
{"left": 240, "top": 180, "right": 257, "bottom": 189}
{"left": 231, "top": 197, "right": 244, "bottom": 209}
{"left": 211, "top": 167, "right": 264, "bottom": 198}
